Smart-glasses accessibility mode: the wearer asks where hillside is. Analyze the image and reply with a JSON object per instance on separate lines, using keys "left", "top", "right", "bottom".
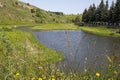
{"left": 0, "top": 0, "right": 78, "bottom": 24}
{"left": 0, "top": 0, "right": 35, "bottom": 24}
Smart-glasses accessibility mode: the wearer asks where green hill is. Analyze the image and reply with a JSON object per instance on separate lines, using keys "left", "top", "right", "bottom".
{"left": 0, "top": 0, "right": 35, "bottom": 24}
{"left": 0, "top": 0, "right": 78, "bottom": 25}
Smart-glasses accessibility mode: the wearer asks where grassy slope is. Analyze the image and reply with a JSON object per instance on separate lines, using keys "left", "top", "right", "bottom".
{"left": 0, "top": 0, "right": 54, "bottom": 24}
{"left": 0, "top": 0, "right": 36, "bottom": 24}
{"left": 0, "top": 29, "right": 64, "bottom": 79}
{"left": 0, "top": 0, "right": 77, "bottom": 24}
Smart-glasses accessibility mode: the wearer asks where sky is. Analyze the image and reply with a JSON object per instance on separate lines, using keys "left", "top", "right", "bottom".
{"left": 20, "top": 0, "right": 115, "bottom": 14}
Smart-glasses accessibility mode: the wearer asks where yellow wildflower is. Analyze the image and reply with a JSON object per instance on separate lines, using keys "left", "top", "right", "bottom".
{"left": 95, "top": 72, "right": 100, "bottom": 77}
{"left": 119, "top": 64, "right": 120, "bottom": 67}
{"left": 38, "top": 78, "right": 43, "bottom": 80}
{"left": 15, "top": 73, "right": 20, "bottom": 76}
{"left": 52, "top": 76, "right": 55, "bottom": 80}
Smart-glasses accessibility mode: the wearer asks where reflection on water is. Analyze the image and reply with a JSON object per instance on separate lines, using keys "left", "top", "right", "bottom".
{"left": 33, "top": 30, "right": 120, "bottom": 72}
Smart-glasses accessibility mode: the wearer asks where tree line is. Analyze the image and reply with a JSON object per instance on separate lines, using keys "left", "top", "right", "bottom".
{"left": 82, "top": 0, "right": 120, "bottom": 27}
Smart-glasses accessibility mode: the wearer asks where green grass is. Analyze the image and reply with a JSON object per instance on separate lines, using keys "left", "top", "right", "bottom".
{"left": 32, "top": 23, "right": 79, "bottom": 30}
{"left": 0, "top": 28, "right": 64, "bottom": 79}
{"left": 79, "top": 26, "right": 120, "bottom": 37}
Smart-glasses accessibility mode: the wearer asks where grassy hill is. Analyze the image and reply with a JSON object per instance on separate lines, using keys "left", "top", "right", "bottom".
{"left": 0, "top": 0, "right": 79, "bottom": 25}
{"left": 0, "top": 0, "right": 35, "bottom": 24}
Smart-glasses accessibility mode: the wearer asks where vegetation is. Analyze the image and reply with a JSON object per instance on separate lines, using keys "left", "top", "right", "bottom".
{"left": 79, "top": 26, "right": 120, "bottom": 37}
{"left": 0, "top": 0, "right": 35, "bottom": 24}
{"left": 32, "top": 23, "right": 79, "bottom": 30}
{"left": 82, "top": 0, "right": 120, "bottom": 27}
{"left": 74, "top": 14, "right": 82, "bottom": 23}
{"left": 0, "top": 0, "right": 77, "bottom": 24}
{"left": 0, "top": 27, "right": 64, "bottom": 79}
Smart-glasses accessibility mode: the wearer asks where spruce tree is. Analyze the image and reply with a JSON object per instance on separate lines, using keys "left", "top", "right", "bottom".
{"left": 114, "top": 0, "right": 120, "bottom": 25}
{"left": 99, "top": 0, "right": 106, "bottom": 22}
{"left": 95, "top": 6, "right": 101, "bottom": 22}
{"left": 104, "top": 0, "right": 109, "bottom": 22}
{"left": 87, "top": 5, "right": 93, "bottom": 22}
{"left": 85, "top": 4, "right": 96, "bottom": 22}
{"left": 82, "top": 9, "right": 89, "bottom": 22}
{"left": 108, "top": 1, "right": 115, "bottom": 24}
{"left": 91, "top": 4, "right": 96, "bottom": 22}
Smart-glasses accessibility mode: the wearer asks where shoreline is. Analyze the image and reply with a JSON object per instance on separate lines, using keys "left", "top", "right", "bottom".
{"left": 31, "top": 23, "right": 120, "bottom": 38}
{"left": 79, "top": 26, "right": 120, "bottom": 38}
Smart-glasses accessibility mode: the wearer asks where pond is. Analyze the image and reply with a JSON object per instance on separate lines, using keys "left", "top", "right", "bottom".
{"left": 33, "top": 30, "right": 120, "bottom": 72}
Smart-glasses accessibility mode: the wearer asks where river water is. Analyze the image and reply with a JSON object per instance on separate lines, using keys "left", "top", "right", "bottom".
{"left": 33, "top": 30, "right": 120, "bottom": 72}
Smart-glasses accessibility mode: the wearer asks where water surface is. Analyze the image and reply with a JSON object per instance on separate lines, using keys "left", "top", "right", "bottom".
{"left": 33, "top": 30, "right": 120, "bottom": 72}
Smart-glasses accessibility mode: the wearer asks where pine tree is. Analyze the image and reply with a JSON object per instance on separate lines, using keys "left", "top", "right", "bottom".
{"left": 95, "top": 6, "right": 101, "bottom": 22}
{"left": 99, "top": 0, "right": 106, "bottom": 22}
{"left": 84, "top": 4, "right": 96, "bottom": 22}
{"left": 104, "top": 0, "right": 109, "bottom": 22}
{"left": 82, "top": 0, "right": 120, "bottom": 26}
{"left": 108, "top": 1, "right": 115, "bottom": 24}
{"left": 114, "top": 0, "right": 120, "bottom": 25}
{"left": 87, "top": 5, "right": 93, "bottom": 22}
{"left": 82, "top": 9, "right": 89, "bottom": 22}
{"left": 91, "top": 4, "right": 96, "bottom": 22}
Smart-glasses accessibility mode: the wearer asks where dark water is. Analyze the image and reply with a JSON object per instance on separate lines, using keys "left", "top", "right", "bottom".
{"left": 33, "top": 30, "right": 120, "bottom": 72}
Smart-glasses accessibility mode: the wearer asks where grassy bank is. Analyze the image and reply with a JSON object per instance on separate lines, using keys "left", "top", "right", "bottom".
{"left": 79, "top": 26, "right": 120, "bottom": 37}
{"left": 32, "top": 23, "right": 79, "bottom": 30}
{"left": 0, "top": 28, "right": 64, "bottom": 79}
{"left": 32, "top": 23, "right": 120, "bottom": 37}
